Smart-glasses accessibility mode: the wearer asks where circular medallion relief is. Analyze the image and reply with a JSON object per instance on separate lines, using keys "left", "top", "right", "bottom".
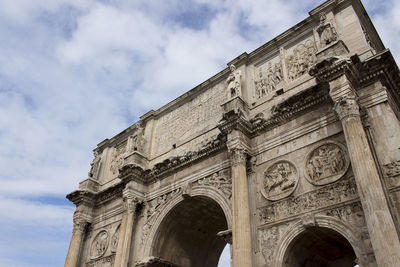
{"left": 304, "top": 141, "right": 349, "bottom": 186}
{"left": 261, "top": 160, "right": 298, "bottom": 201}
{"left": 91, "top": 230, "right": 109, "bottom": 259}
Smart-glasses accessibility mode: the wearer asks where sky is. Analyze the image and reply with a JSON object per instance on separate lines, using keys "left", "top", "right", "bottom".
{"left": 0, "top": 0, "right": 398, "bottom": 266}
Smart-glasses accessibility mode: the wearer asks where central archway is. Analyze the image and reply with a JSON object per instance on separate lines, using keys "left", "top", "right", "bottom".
{"left": 151, "top": 196, "right": 229, "bottom": 267}
{"left": 283, "top": 226, "right": 357, "bottom": 267}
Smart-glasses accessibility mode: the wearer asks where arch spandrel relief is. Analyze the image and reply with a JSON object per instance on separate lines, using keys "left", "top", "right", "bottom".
{"left": 304, "top": 141, "right": 349, "bottom": 186}
{"left": 261, "top": 160, "right": 298, "bottom": 201}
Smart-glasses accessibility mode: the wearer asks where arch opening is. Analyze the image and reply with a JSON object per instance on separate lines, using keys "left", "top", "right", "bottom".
{"left": 152, "top": 196, "right": 228, "bottom": 267}
{"left": 283, "top": 226, "right": 357, "bottom": 267}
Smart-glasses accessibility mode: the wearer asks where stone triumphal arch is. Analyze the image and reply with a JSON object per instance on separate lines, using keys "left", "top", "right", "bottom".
{"left": 65, "top": 0, "right": 400, "bottom": 266}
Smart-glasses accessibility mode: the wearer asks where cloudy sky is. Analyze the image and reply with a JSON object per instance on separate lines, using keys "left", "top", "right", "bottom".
{"left": 0, "top": 0, "right": 398, "bottom": 266}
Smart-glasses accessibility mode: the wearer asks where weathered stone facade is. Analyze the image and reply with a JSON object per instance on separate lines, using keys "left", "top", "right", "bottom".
{"left": 65, "top": 0, "right": 400, "bottom": 266}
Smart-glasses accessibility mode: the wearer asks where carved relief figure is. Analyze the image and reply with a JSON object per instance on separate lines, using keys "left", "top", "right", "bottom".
{"left": 197, "top": 170, "right": 232, "bottom": 200}
{"left": 110, "top": 142, "right": 127, "bottom": 175}
{"left": 383, "top": 160, "right": 400, "bottom": 186}
{"left": 261, "top": 161, "right": 298, "bottom": 201}
{"left": 254, "top": 61, "right": 283, "bottom": 99}
{"left": 91, "top": 230, "right": 109, "bottom": 259}
{"left": 128, "top": 124, "right": 145, "bottom": 153}
{"left": 226, "top": 64, "right": 242, "bottom": 99}
{"left": 305, "top": 142, "right": 349, "bottom": 185}
{"left": 88, "top": 150, "right": 101, "bottom": 178}
{"left": 316, "top": 12, "right": 338, "bottom": 47}
{"left": 110, "top": 225, "right": 120, "bottom": 252}
{"left": 286, "top": 40, "right": 317, "bottom": 81}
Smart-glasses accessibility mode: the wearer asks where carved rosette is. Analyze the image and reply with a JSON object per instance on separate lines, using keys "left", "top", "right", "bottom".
{"left": 334, "top": 95, "right": 360, "bottom": 120}
{"left": 110, "top": 224, "right": 120, "bottom": 253}
{"left": 261, "top": 160, "right": 298, "bottom": 201}
{"left": 304, "top": 141, "right": 349, "bottom": 185}
{"left": 229, "top": 148, "right": 247, "bottom": 167}
{"left": 90, "top": 230, "right": 109, "bottom": 259}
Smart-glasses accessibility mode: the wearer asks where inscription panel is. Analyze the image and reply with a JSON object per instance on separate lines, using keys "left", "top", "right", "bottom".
{"left": 152, "top": 83, "right": 225, "bottom": 157}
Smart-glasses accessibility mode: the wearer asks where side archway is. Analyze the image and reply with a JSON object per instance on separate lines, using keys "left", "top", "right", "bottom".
{"left": 273, "top": 215, "right": 362, "bottom": 267}
{"left": 142, "top": 186, "right": 232, "bottom": 266}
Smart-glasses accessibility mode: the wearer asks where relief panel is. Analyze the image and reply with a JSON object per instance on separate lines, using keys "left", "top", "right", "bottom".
{"left": 285, "top": 37, "right": 317, "bottom": 82}
{"left": 261, "top": 160, "right": 298, "bottom": 201}
{"left": 90, "top": 230, "right": 109, "bottom": 259}
{"left": 304, "top": 141, "right": 349, "bottom": 185}
{"left": 254, "top": 56, "right": 284, "bottom": 101}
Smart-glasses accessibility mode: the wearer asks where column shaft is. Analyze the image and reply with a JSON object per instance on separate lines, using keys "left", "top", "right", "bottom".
{"left": 64, "top": 219, "right": 87, "bottom": 267}
{"left": 231, "top": 149, "right": 253, "bottom": 267}
{"left": 336, "top": 96, "right": 400, "bottom": 266}
{"left": 114, "top": 195, "right": 138, "bottom": 267}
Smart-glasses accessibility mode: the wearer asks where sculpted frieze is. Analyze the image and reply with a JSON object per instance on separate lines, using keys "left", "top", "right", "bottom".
{"left": 259, "top": 178, "right": 357, "bottom": 224}
{"left": 90, "top": 230, "right": 109, "bottom": 259}
{"left": 305, "top": 142, "right": 349, "bottom": 185}
{"left": 261, "top": 160, "right": 298, "bottom": 201}
{"left": 110, "top": 141, "right": 127, "bottom": 175}
{"left": 254, "top": 61, "right": 283, "bottom": 100}
{"left": 286, "top": 39, "right": 317, "bottom": 82}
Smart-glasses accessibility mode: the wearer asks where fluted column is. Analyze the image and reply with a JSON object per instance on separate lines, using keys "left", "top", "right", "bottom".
{"left": 331, "top": 83, "right": 400, "bottom": 266}
{"left": 230, "top": 147, "right": 253, "bottom": 267}
{"left": 114, "top": 183, "right": 140, "bottom": 267}
{"left": 64, "top": 217, "right": 89, "bottom": 267}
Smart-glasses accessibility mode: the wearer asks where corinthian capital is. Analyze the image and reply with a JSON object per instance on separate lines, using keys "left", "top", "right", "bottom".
{"left": 334, "top": 95, "right": 360, "bottom": 120}
{"left": 229, "top": 148, "right": 247, "bottom": 166}
{"left": 123, "top": 196, "right": 140, "bottom": 212}
{"left": 72, "top": 217, "right": 89, "bottom": 234}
